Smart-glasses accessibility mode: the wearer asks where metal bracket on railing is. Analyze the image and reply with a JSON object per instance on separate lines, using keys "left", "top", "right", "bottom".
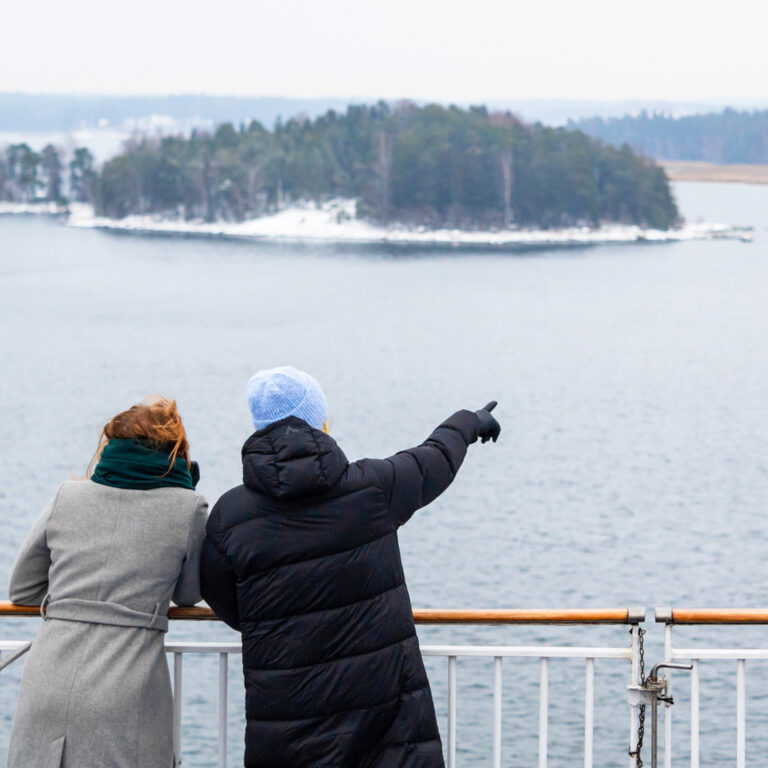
{"left": 627, "top": 663, "right": 693, "bottom": 768}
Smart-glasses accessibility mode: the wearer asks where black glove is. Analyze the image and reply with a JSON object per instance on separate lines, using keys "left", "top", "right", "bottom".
{"left": 190, "top": 461, "right": 201, "bottom": 487}
{"left": 475, "top": 401, "right": 501, "bottom": 443}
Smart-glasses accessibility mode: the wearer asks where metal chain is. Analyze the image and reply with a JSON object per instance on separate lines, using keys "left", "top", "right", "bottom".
{"left": 629, "top": 627, "right": 646, "bottom": 767}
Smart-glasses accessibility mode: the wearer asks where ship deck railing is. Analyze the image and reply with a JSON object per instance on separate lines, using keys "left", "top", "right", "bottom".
{"left": 0, "top": 604, "right": 646, "bottom": 767}
{"left": 656, "top": 607, "right": 768, "bottom": 768}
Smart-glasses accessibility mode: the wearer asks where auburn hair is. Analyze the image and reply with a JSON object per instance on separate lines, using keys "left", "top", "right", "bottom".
{"left": 87, "top": 396, "right": 191, "bottom": 477}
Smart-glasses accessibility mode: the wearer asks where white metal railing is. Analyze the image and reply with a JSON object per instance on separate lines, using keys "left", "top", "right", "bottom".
{"left": 421, "top": 638, "right": 641, "bottom": 768}
{"left": 165, "top": 636, "right": 643, "bottom": 768}
{"left": 656, "top": 607, "right": 768, "bottom": 768}
{"left": 0, "top": 641, "right": 32, "bottom": 672}
{"left": 166, "top": 642, "right": 238, "bottom": 768}
{"left": 0, "top": 606, "right": 645, "bottom": 767}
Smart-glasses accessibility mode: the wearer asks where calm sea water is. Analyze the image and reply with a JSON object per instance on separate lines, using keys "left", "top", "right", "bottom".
{"left": 0, "top": 182, "right": 766, "bottom": 765}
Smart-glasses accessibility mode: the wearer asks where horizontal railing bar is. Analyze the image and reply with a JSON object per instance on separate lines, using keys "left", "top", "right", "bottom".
{"left": 421, "top": 645, "right": 632, "bottom": 659}
{"left": 672, "top": 648, "right": 768, "bottom": 660}
{"left": 0, "top": 602, "right": 644, "bottom": 625}
{"left": 414, "top": 608, "right": 645, "bottom": 624}
{"left": 0, "top": 641, "right": 33, "bottom": 651}
{"left": 166, "top": 642, "right": 242, "bottom": 653}
{"left": 657, "top": 608, "right": 768, "bottom": 624}
{"left": 0, "top": 642, "right": 32, "bottom": 672}
{"left": 161, "top": 642, "right": 632, "bottom": 659}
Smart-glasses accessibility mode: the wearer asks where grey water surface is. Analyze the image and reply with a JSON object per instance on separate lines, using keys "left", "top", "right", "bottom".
{"left": 0, "top": 182, "right": 766, "bottom": 766}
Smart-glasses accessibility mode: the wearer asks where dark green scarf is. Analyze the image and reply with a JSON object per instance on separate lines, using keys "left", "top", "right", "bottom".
{"left": 91, "top": 439, "right": 196, "bottom": 491}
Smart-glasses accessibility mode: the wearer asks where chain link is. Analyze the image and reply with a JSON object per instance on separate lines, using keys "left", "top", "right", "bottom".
{"left": 629, "top": 627, "right": 646, "bottom": 767}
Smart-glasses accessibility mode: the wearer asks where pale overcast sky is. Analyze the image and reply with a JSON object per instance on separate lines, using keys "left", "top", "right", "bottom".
{"left": 3, "top": 0, "right": 766, "bottom": 102}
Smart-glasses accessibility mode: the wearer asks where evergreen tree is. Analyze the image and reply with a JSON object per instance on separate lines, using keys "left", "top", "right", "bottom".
{"left": 5, "top": 144, "right": 26, "bottom": 200}
{"left": 16, "top": 145, "right": 42, "bottom": 202}
{"left": 69, "top": 147, "right": 96, "bottom": 203}
{"left": 41, "top": 144, "right": 64, "bottom": 203}
{"left": 0, "top": 156, "right": 8, "bottom": 201}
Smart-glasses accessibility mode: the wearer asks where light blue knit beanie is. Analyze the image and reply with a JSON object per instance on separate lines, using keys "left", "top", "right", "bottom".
{"left": 247, "top": 366, "right": 328, "bottom": 432}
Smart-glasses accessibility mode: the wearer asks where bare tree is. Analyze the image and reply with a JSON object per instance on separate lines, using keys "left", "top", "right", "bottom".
{"left": 376, "top": 131, "right": 392, "bottom": 220}
{"left": 500, "top": 148, "right": 514, "bottom": 227}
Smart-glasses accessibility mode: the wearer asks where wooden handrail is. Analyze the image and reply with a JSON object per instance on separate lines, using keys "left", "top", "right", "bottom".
{"left": 656, "top": 608, "right": 768, "bottom": 625}
{"left": 0, "top": 602, "right": 644, "bottom": 625}
{"left": 411, "top": 608, "right": 644, "bottom": 624}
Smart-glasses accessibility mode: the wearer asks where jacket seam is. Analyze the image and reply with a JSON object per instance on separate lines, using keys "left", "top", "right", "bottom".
{"left": 247, "top": 680, "right": 432, "bottom": 724}
{"left": 208, "top": 525, "right": 234, "bottom": 564}
{"left": 423, "top": 436, "right": 459, "bottom": 478}
{"left": 372, "top": 736, "right": 443, "bottom": 752}
{"left": 241, "top": 581, "right": 407, "bottom": 627}
{"left": 239, "top": 529, "right": 397, "bottom": 581}
{"left": 59, "top": 621, "right": 94, "bottom": 753}
{"left": 244, "top": 629, "right": 417, "bottom": 672}
{"left": 212, "top": 492, "right": 332, "bottom": 528}
{"left": 356, "top": 457, "right": 393, "bottom": 506}
{"left": 96, "top": 499, "right": 123, "bottom": 604}
{"left": 136, "top": 642, "right": 149, "bottom": 764}
{"left": 248, "top": 692, "right": 402, "bottom": 723}
{"left": 44, "top": 482, "right": 67, "bottom": 530}
{"left": 263, "top": 430, "right": 284, "bottom": 497}
{"left": 440, "top": 413, "right": 478, "bottom": 444}
{"left": 309, "top": 430, "right": 329, "bottom": 486}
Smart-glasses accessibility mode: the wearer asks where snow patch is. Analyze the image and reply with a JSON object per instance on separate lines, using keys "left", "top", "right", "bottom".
{"left": 0, "top": 201, "right": 67, "bottom": 215}
{"left": 30, "top": 198, "right": 755, "bottom": 246}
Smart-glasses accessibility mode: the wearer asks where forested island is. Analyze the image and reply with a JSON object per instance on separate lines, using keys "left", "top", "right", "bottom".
{"left": 1, "top": 103, "right": 680, "bottom": 231}
{"left": 572, "top": 108, "right": 768, "bottom": 164}
{"left": 0, "top": 143, "right": 95, "bottom": 206}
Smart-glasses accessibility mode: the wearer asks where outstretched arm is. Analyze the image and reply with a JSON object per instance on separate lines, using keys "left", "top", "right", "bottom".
{"left": 366, "top": 404, "right": 500, "bottom": 527}
{"left": 9, "top": 492, "right": 60, "bottom": 605}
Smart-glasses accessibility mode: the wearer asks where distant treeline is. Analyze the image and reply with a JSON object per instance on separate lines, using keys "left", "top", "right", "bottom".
{"left": 572, "top": 108, "right": 768, "bottom": 164}
{"left": 0, "top": 93, "right": 353, "bottom": 133}
{"left": 0, "top": 143, "right": 96, "bottom": 204}
{"left": 1, "top": 103, "right": 680, "bottom": 229}
{"left": 94, "top": 103, "right": 678, "bottom": 230}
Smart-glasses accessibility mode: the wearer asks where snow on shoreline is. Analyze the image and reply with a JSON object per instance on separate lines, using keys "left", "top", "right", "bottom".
{"left": 5, "top": 199, "right": 753, "bottom": 246}
{"left": 0, "top": 201, "right": 68, "bottom": 215}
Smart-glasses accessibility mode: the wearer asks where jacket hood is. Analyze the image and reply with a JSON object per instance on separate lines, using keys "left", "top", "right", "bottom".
{"left": 242, "top": 417, "right": 348, "bottom": 500}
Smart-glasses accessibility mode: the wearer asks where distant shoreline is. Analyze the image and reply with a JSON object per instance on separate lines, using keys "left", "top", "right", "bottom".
{"left": 64, "top": 201, "right": 750, "bottom": 247}
{"left": 661, "top": 161, "right": 768, "bottom": 184}
{"left": 0, "top": 200, "right": 753, "bottom": 246}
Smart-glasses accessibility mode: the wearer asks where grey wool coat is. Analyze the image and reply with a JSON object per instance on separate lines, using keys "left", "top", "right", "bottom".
{"left": 7, "top": 480, "right": 208, "bottom": 768}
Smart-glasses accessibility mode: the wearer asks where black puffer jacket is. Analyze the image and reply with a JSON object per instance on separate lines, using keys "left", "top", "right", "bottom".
{"left": 201, "top": 410, "right": 482, "bottom": 768}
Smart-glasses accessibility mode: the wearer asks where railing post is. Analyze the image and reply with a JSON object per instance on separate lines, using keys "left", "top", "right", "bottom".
{"left": 173, "top": 652, "right": 183, "bottom": 766}
{"left": 492, "top": 656, "right": 502, "bottom": 768}
{"left": 664, "top": 623, "right": 673, "bottom": 768}
{"left": 629, "top": 625, "right": 640, "bottom": 768}
{"left": 539, "top": 657, "right": 548, "bottom": 768}
{"left": 447, "top": 655, "right": 457, "bottom": 768}
{"left": 219, "top": 652, "right": 228, "bottom": 768}
{"left": 690, "top": 660, "right": 699, "bottom": 768}
{"left": 736, "top": 659, "right": 746, "bottom": 768}
{"left": 584, "top": 657, "right": 594, "bottom": 768}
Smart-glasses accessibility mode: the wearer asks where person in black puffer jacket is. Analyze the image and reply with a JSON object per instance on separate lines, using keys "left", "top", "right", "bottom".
{"left": 201, "top": 366, "right": 501, "bottom": 768}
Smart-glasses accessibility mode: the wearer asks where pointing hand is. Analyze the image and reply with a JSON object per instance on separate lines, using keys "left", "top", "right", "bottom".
{"left": 474, "top": 401, "right": 501, "bottom": 444}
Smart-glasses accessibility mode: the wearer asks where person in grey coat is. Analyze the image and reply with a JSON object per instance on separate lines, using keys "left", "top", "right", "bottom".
{"left": 7, "top": 396, "right": 208, "bottom": 768}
